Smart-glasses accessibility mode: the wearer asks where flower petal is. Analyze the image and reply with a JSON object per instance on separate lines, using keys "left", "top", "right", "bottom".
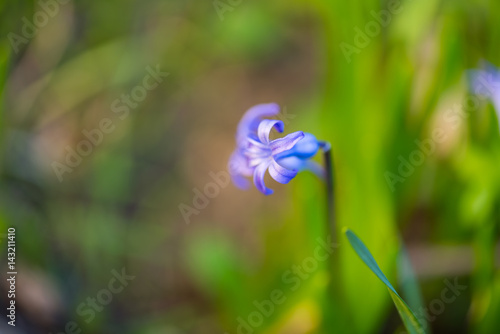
{"left": 228, "top": 150, "right": 253, "bottom": 189}
{"left": 257, "top": 119, "right": 284, "bottom": 144}
{"left": 469, "top": 70, "right": 496, "bottom": 98}
{"left": 275, "top": 156, "right": 305, "bottom": 171}
{"left": 293, "top": 133, "right": 320, "bottom": 158}
{"left": 469, "top": 67, "right": 500, "bottom": 128}
{"left": 268, "top": 160, "right": 297, "bottom": 184}
{"left": 276, "top": 157, "right": 325, "bottom": 179}
{"left": 245, "top": 135, "right": 270, "bottom": 152}
{"left": 269, "top": 131, "right": 304, "bottom": 156}
{"left": 237, "top": 103, "right": 280, "bottom": 144}
{"left": 253, "top": 162, "right": 273, "bottom": 195}
{"left": 231, "top": 173, "right": 251, "bottom": 190}
{"left": 275, "top": 132, "right": 319, "bottom": 160}
{"left": 242, "top": 136, "right": 272, "bottom": 166}
{"left": 228, "top": 150, "right": 253, "bottom": 175}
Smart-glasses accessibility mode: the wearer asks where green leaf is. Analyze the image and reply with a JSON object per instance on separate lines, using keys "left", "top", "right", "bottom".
{"left": 398, "top": 246, "right": 429, "bottom": 332}
{"left": 344, "top": 228, "right": 426, "bottom": 334}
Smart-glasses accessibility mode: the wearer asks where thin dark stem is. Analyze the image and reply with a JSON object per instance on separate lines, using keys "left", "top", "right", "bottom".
{"left": 319, "top": 141, "right": 335, "bottom": 240}
{"left": 318, "top": 143, "right": 358, "bottom": 330}
{"left": 319, "top": 141, "right": 347, "bottom": 330}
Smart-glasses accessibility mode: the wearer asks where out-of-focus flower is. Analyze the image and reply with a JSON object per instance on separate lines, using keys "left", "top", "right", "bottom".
{"left": 228, "top": 103, "right": 321, "bottom": 195}
{"left": 469, "top": 62, "right": 500, "bottom": 127}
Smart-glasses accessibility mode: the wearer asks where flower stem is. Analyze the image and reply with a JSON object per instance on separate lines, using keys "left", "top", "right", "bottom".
{"left": 318, "top": 141, "right": 351, "bottom": 330}
{"left": 319, "top": 141, "right": 335, "bottom": 240}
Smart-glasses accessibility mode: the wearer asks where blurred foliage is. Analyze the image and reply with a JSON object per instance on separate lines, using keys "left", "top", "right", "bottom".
{"left": 0, "top": 0, "right": 499, "bottom": 333}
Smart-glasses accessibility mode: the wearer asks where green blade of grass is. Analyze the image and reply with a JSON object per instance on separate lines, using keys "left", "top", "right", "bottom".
{"left": 398, "top": 245, "right": 429, "bottom": 332}
{"left": 344, "top": 228, "right": 426, "bottom": 334}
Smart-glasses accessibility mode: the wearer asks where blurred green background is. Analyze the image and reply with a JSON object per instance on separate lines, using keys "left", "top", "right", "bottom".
{"left": 0, "top": 0, "right": 499, "bottom": 333}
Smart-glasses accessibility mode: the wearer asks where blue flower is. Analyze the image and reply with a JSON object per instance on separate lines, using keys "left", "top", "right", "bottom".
{"left": 469, "top": 62, "right": 500, "bottom": 125}
{"left": 228, "top": 103, "right": 321, "bottom": 195}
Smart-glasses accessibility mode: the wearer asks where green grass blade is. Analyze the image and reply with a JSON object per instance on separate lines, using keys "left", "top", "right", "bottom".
{"left": 344, "top": 228, "right": 426, "bottom": 334}
{"left": 398, "top": 246, "right": 430, "bottom": 332}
